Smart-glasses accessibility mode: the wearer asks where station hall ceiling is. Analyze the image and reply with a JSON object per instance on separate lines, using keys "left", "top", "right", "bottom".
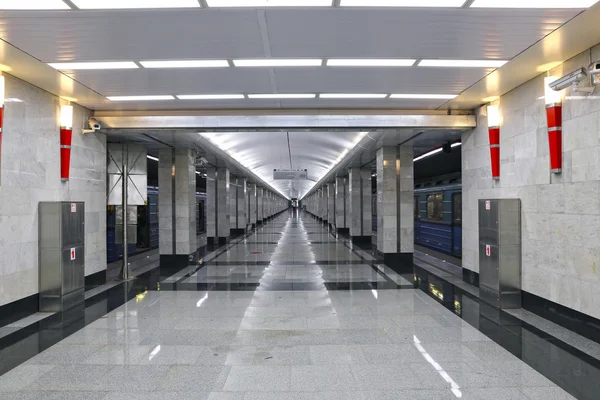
{"left": 0, "top": 2, "right": 596, "bottom": 110}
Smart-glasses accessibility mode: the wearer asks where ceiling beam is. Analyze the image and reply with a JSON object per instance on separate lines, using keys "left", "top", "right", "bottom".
{"left": 95, "top": 112, "right": 476, "bottom": 130}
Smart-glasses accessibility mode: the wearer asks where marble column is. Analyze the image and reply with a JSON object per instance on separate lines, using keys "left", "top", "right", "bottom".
{"left": 335, "top": 176, "right": 348, "bottom": 231}
{"left": 207, "top": 167, "right": 230, "bottom": 246}
{"left": 229, "top": 176, "right": 238, "bottom": 231}
{"left": 248, "top": 183, "right": 257, "bottom": 227}
{"left": 376, "top": 145, "right": 414, "bottom": 271}
{"left": 348, "top": 167, "right": 372, "bottom": 243}
{"left": 236, "top": 177, "right": 247, "bottom": 232}
{"left": 158, "top": 148, "right": 197, "bottom": 267}
{"left": 257, "top": 187, "right": 264, "bottom": 223}
{"left": 327, "top": 183, "right": 335, "bottom": 227}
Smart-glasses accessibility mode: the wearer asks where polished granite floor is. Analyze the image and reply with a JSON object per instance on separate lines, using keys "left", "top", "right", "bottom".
{"left": 0, "top": 212, "right": 589, "bottom": 399}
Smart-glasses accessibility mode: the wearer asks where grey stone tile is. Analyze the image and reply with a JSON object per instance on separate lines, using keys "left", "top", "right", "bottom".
{"left": 0, "top": 392, "right": 108, "bottom": 400}
{"left": 103, "top": 392, "right": 210, "bottom": 400}
{"left": 197, "top": 346, "right": 257, "bottom": 366}
{"left": 290, "top": 365, "right": 358, "bottom": 392}
{"left": 521, "top": 386, "right": 577, "bottom": 400}
{"left": 309, "top": 345, "right": 367, "bottom": 365}
{"left": 351, "top": 364, "right": 423, "bottom": 390}
{"left": 28, "top": 365, "right": 114, "bottom": 391}
{"left": 160, "top": 365, "right": 231, "bottom": 391}
{"left": 0, "top": 365, "right": 56, "bottom": 392}
{"left": 83, "top": 344, "right": 151, "bottom": 365}
{"left": 100, "top": 365, "right": 171, "bottom": 391}
{"left": 138, "top": 345, "right": 204, "bottom": 365}
{"left": 25, "top": 344, "right": 104, "bottom": 365}
{"left": 224, "top": 366, "right": 291, "bottom": 391}
{"left": 245, "top": 393, "right": 316, "bottom": 400}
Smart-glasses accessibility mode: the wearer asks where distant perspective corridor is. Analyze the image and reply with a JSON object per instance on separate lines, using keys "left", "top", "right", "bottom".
{"left": 0, "top": 212, "right": 573, "bottom": 399}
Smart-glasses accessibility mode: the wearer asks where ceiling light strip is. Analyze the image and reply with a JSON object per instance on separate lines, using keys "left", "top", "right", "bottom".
{"left": 206, "top": 0, "right": 332, "bottom": 6}
{"left": 233, "top": 59, "right": 322, "bottom": 67}
{"left": 0, "top": 0, "right": 71, "bottom": 9}
{"left": 48, "top": 61, "right": 139, "bottom": 70}
{"left": 107, "top": 95, "right": 175, "bottom": 101}
{"left": 339, "top": 0, "right": 466, "bottom": 6}
{"left": 140, "top": 60, "right": 229, "bottom": 68}
{"left": 418, "top": 59, "right": 507, "bottom": 68}
{"left": 470, "top": 0, "right": 597, "bottom": 8}
{"left": 177, "top": 94, "right": 245, "bottom": 100}
{"left": 326, "top": 59, "right": 415, "bottom": 67}
{"left": 319, "top": 94, "right": 387, "bottom": 99}
{"left": 70, "top": 0, "right": 201, "bottom": 9}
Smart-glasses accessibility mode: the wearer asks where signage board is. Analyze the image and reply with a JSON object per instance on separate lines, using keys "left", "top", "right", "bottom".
{"left": 273, "top": 169, "right": 308, "bottom": 180}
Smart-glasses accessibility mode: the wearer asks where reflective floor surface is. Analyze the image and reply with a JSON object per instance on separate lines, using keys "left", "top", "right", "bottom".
{"left": 0, "top": 212, "right": 595, "bottom": 399}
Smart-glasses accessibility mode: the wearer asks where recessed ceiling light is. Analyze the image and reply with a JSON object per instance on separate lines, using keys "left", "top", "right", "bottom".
{"left": 4, "top": 98, "right": 24, "bottom": 102}
{"left": 71, "top": 0, "right": 200, "bottom": 9}
{"left": 107, "top": 95, "right": 175, "bottom": 101}
{"left": 233, "top": 59, "right": 322, "bottom": 67}
{"left": 177, "top": 94, "right": 245, "bottom": 100}
{"left": 140, "top": 60, "right": 229, "bottom": 68}
{"left": 470, "top": 0, "right": 597, "bottom": 7}
{"left": 319, "top": 94, "right": 387, "bottom": 99}
{"left": 340, "top": 0, "right": 465, "bottom": 6}
{"left": 390, "top": 94, "right": 457, "bottom": 99}
{"left": 418, "top": 59, "right": 507, "bottom": 68}
{"left": 48, "top": 61, "right": 139, "bottom": 70}
{"left": 248, "top": 94, "right": 316, "bottom": 99}
{"left": 207, "top": 0, "right": 331, "bottom": 6}
{"left": 0, "top": 0, "right": 71, "bottom": 9}
{"left": 327, "top": 59, "right": 415, "bottom": 67}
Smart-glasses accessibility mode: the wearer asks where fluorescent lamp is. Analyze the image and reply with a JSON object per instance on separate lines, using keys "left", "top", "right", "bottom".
{"left": 48, "top": 62, "right": 138, "bottom": 70}
{"left": 451, "top": 142, "right": 461, "bottom": 148}
{"left": 147, "top": 155, "right": 159, "bottom": 162}
{"left": 544, "top": 77, "right": 562, "bottom": 105}
{"left": 419, "top": 59, "right": 507, "bottom": 68}
{"left": 71, "top": 0, "right": 200, "bottom": 9}
{"left": 327, "top": 59, "right": 415, "bottom": 67}
{"left": 60, "top": 105, "right": 73, "bottom": 129}
{"left": 390, "top": 94, "right": 457, "bottom": 99}
{"left": 320, "top": 94, "right": 387, "bottom": 99}
{"left": 414, "top": 147, "right": 443, "bottom": 162}
{"left": 207, "top": 0, "right": 331, "bottom": 5}
{"left": 140, "top": 60, "right": 229, "bottom": 68}
{"left": 248, "top": 94, "right": 315, "bottom": 99}
{"left": 340, "top": 0, "right": 465, "bottom": 6}
{"left": 470, "top": 0, "right": 597, "bottom": 7}
{"left": 177, "top": 94, "right": 245, "bottom": 100}
{"left": 487, "top": 105, "right": 500, "bottom": 128}
{"left": 0, "top": 0, "right": 71, "bottom": 9}
{"left": 5, "top": 98, "right": 24, "bottom": 103}
{"left": 107, "top": 95, "right": 175, "bottom": 101}
{"left": 233, "top": 59, "right": 322, "bottom": 67}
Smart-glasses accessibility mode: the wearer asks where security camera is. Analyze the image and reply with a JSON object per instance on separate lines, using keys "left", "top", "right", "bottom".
{"left": 88, "top": 117, "right": 101, "bottom": 131}
{"left": 589, "top": 60, "right": 600, "bottom": 85}
{"left": 549, "top": 68, "right": 588, "bottom": 91}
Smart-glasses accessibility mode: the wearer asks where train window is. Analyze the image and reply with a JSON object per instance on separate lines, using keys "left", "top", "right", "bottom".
{"left": 426, "top": 193, "right": 444, "bottom": 221}
{"left": 414, "top": 196, "right": 419, "bottom": 219}
{"left": 453, "top": 193, "right": 462, "bottom": 225}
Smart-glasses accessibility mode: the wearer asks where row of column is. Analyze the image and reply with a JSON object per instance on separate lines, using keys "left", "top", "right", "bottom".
{"left": 157, "top": 151, "right": 288, "bottom": 266}
{"left": 303, "top": 145, "right": 414, "bottom": 271}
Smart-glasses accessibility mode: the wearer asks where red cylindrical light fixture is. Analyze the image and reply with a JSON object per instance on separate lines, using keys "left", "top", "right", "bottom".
{"left": 544, "top": 76, "right": 563, "bottom": 174}
{"left": 0, "top": 76, "right": 4, "bottom": 159}
{"left": 487, "top": 105, "right": 500, "bottom": 180}
{"left": 60, "top": 105, "right": 73, "bottom": 182}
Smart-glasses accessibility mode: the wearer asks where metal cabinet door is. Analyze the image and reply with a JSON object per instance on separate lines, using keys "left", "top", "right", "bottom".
{"left": 61, "top": 202, "right": 85, "bottom": 248}
{"left": 61, "top": 246, "right": 85, "bottom": 295}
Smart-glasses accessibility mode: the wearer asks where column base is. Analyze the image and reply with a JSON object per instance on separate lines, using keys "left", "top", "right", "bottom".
{"left": 159, "top": 254, "right": 192, "bottom": 271}
{"left": 84, "top": 270, "right": 107, "bottom": 289}
{"left": 336, "top": 228, "right": 350, "bottom": 234}
{"left": 351, "top": 236, "right": 371, "bottom": 244}
{"left": 231, "top": 228, "right": 246, "bottom": 236}
{"left": 376, "top": 251, "right": 413, "bottom": 274}
{"left": 462, "top": 269, "right": 480, "bottom": 287}
{"left": 207, "top": 237, "right": 230, "bottom": 247}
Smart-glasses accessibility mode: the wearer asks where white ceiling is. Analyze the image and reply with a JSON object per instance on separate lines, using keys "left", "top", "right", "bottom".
{"left": 0, "top": 6, "right": 586, "bottom": 110}
{"left": 198, "top": 131, "right": 364, "bottom": 198}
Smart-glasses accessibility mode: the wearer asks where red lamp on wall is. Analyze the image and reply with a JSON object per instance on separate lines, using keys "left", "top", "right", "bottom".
{"left": 544, "top": 76, "right": 563, "bottom": 174}
{"left": 60, "top": 105, "right": 73, "bottom": 182}
{"left": 0, "top": 76, "right": 4, "bottom": 159}
{"left": 487, "top": 105, "right": 500, "bottom": 180}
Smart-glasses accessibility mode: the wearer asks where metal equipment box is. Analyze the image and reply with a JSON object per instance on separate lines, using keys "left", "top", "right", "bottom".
{"left": 478, "top": 199, "right": 521, "bottom": 309}
{"left": 39, "top": 202, "right": 85, "bottom": 312}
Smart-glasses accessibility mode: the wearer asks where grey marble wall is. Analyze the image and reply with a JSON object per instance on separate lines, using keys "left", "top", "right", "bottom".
{"left": 348, "top": 167, "right": 372, "bottom": 237}
{"left": 257, "top": 187, "right": 264, "bottom": 221}
{"left": 335, "top": 176, "right": 347, "bottom": 228}
{"left": 327, "top": 183, "right": 335, "bottom": 222}
{"left": 462, "top": 43, "right": 600, "bottom": 319}
{"left": 206, "top": 167, "right": 216, "bottom": 238}
{"left": 248, "top": 183, "right": 257, "bottom": 224}
{"left": 229, "top": 177, "right": 238, "bottom": 229}
{"left": 237, "top": 177, "right": 247, "bottom": 229}
{"left": 376, "top": 146, "right": 414, "bottom": 254}
{"left": 0, "top": 74, "right": 107, "bottom": 307}
{"left": 217, "top": 168, "right": 230, "bottom": 238}
{"left": 158, "top": 148, "right": 196, "bottom": 255}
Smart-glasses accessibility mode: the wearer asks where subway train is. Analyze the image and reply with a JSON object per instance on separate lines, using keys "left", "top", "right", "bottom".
{"left": 106, "top": 188, "right": 207, "bottom": 263}
{"left": 414, "top": 178, "right": 462, "bottom": 258}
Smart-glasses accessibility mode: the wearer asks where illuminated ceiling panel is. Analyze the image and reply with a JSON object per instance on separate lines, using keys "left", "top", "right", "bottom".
{"left": 199, "top": 131, "right": 366, "bottom": 198}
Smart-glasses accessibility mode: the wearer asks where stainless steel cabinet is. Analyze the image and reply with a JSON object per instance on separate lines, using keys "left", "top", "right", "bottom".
{"left": 39, "top": 202, "right": 85, "bottom": 312}
{"left": 478, "top": 199, "right": 521, "bottom": 309}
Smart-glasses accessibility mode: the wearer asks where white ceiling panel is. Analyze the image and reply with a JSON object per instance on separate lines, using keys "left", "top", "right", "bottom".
{"left": 272, "top": 68, "right": 490, "bottom": 93}
{"left": 264, "top": 8, "right": 579, "bottom": 59}
{"left": 0, "top": 9, "right": 266, "bottom": 61}
{"left": 65, "top": 69, "right": 277, "bottom": 96}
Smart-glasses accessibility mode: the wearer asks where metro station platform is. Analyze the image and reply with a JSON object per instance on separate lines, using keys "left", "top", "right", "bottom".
{"left": 0, "top": 212, "right": 594, "bottom": 400}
